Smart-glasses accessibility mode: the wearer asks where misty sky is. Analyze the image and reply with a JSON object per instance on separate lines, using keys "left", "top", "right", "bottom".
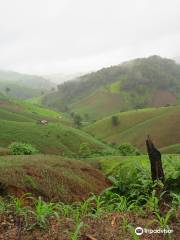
{"left": 0, "top": 0, "right": 180, "bottom": 75}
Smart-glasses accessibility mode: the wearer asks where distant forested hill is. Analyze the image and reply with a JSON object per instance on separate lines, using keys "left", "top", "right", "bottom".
{"left": 0, "top": 70, "right": 55, "bottom": 99}
{"left": 43, "top": 56, "right": 180, "bottom": 119}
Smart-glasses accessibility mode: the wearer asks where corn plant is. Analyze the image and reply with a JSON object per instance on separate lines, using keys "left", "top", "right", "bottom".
{"left": 90, "top": 195, "right": 105, "bottom": 216}
{"left": 30, "top": 197, "right": 59, "bottom": 229}
{"left": 0, "top": 197, "right": 7, "bottom": 213}
{"left": 145, "top": 190, "right": 159, "bottom": 212}
{"left": 153, "top": 209, "right": 173, "bottom": 229}
{"left": 122, "top": 217, "right": 130, "bottom": 232}
{"left": 71, "top": 221, "right": 84, "bottom": 240}
{"left": 57, "top": 202, "right": 74, "bottom": 217}
{"left": 171, "top": 193, "right": 180, "bottom": 210}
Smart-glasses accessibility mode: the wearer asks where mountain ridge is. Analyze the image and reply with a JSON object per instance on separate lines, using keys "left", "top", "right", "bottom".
{"left": 42, "top": 55, "right": 180, "bottom": 119}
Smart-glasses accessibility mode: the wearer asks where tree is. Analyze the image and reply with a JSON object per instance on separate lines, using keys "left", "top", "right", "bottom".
{"left": 73, "top": 114, "right": 82, "bottom": 128}
{"left": 111, "top": 115, "right": 119, "bottom": 126}
{"left": 118, "top": 143, "right": 141, "bottom": 156}
{"left": 5, "top": 87, "right": 10, "bottom": 95}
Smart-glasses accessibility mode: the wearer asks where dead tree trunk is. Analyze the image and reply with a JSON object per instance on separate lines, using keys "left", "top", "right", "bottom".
{"left": 146, "top": 135, "right": 165, "bottom": 183}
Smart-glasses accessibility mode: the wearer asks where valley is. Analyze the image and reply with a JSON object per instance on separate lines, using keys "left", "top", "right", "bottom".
{"left": 0, "top": 56, "right": 179, "bottom": 239}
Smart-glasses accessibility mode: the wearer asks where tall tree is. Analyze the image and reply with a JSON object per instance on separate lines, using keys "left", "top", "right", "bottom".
{"left": 5, "top": 87, "right": 10, "bottom": 95}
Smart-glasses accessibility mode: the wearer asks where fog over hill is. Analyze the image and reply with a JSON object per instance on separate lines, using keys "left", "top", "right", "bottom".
{"left": 0, "top": 70, "right": 55, "bottom": 99}
{"left": 175, "top": 57, "right": 180, "bottom": 64}
{"left": 44, "top": 72, "right": 85, "bottom": 84}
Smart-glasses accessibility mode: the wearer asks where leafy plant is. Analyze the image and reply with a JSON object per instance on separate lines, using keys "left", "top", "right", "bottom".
{"left": 71, "top": 221, "right": 84, "bottom": 240}
{"left": 79, "top": 143, "right": 91, "bottom": 158}
{"left": 111, "top": 115, "right": 119, "bottom": 126}
{"left": 30, "top": 197, "right": 58, "bottom": 229}
{"left": 171, "top": 193, "right": 180, "bottom": 210}
{"left": 117, "top": 144, "right": 141, "bottom": 156}
{"left": 145, "top": 190, "right": 159, "bottom": 212}
{"left": 152, "top": 209, "right": 173, "bottom": 229}
{"left": 8, "top": 142, "right": 38, "bottom": 155}
{"left": 0, "top": 197, "right": 7, "bottom": 213}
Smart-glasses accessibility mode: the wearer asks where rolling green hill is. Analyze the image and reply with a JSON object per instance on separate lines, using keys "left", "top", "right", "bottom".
{"left": 85, "top": 105, "right": 180, "bottom": 152}
{"left": 43, "top": 56, "right": 180, "bottom": 119}
{"left": 0, "top": 96, "right": 114, "bottom": 156}
{"left": 0, "top": 70, "right": 55, "bottom": 99}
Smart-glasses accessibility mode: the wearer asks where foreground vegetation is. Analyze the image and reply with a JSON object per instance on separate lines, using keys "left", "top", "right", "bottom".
{"left": 0, "top": 64, "right": 179, "bottom": 239}
{"left": 0, "top": 154, "right": 179, "bottom": 239}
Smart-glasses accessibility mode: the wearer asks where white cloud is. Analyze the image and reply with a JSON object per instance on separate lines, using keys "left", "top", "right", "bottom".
{"left": 0, "top": 0, "right": 180, "bottom": 74}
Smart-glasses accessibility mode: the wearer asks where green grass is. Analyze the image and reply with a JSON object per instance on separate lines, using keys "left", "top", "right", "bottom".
{"left": 70, "top": 90, "right": 123, "bottom": 120}
{"left": 24, "top": 96, "right": 43, "bottom": 105}
{"left": 0, "top": 120, "right": 113, "bottom": 155}
{"left": 0, "top": 97, "right": 115, "bottom": 156}
{"left": 86, "top": 106, "right": 180, "bottom": 152}
{"left": 0, "top": 108, "right": 33, "bottom": 122}
{"left": 93, "top": 154, "right": 180, "bottom": 181}
{"left": 0, "top": 98, "right": 66, "bottom": 121}
{"left": 160, "top": 143, "right": 180, "bottom": 154}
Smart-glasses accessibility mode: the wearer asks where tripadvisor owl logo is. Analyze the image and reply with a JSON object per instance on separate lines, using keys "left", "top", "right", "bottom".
{"left": 135, "top": 227, "right": 143, "bottom": 235}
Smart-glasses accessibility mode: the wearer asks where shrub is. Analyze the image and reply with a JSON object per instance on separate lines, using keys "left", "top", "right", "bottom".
{"left": 117, "top": 143, "right": 141, "bottom": 156}
{"left": 8, "top": 142, "right": 38, "bottom": 155}
{"left": 111, "top": 115, "right": 119, "bottom": 126}
{"left": 79, "top": 143, "right": 91, "bottom": 158}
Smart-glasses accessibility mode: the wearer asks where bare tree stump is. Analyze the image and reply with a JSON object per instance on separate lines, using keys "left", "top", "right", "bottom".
{"left": 146, "top": 135, "right": 165, "bottom": 183}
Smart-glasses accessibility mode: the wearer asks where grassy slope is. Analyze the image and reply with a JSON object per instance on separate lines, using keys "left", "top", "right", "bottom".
{"left": 0, "top": 96, "right": 64, "bottom": 121}
{"left": 0, "top": 120, "right": 113, "bottom": 155}
{"left": 160, "top": 143, "right": 180, "bottom": 154}
{"left": 86, "top": 106, "right": 180, "bottom": 152}
{"left": 0, "top": 155, "right": 109, "bottom": 202}
{"left": 0, "top": 97, "right": 113, "bottom": 155}
{"left": 71, "top": 90, "right": 123, "bottom": 120}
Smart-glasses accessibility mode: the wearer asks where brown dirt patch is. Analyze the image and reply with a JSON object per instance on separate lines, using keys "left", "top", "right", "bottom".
{"left": 0, "top": 212, "right": 179, "bottom": 240}
{"left": 1, "top": 157, "right": 110, "bottom": 203}
{"left": 151, "top": 90, "right": 176, "bottom": 107}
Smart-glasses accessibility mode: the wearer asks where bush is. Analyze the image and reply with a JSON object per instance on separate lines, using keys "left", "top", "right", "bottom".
{"left": 111, "top": 115, "right": 119, "bottom": 126}
{"left": 117, "top": 143, "right": 141, "bottom": 156}
{"left": 79, "top": 143, "right": 91, "bottom": 158}
{"left": 8, "top": 142, "right": 38, "bottom": 155}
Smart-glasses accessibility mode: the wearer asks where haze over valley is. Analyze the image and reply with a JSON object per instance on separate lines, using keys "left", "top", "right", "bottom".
{"left": 0, "top": 1, "right": 179, "bottom": 239}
